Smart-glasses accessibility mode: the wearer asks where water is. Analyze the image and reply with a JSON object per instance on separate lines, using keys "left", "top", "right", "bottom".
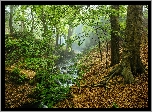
{"left": 18, "top": 56, "right": 80, "bottom": 108}
{"left": 57, "top": 59, "right": 79, "bottom": 87}
{"left": 18, "top": 101, "right": 48, "bottom": 108}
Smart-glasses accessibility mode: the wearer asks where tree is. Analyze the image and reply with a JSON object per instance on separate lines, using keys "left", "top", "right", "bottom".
{"left": 9, "top": 5, "right": 14, "bottom": 36}
{"left": 110, "top": 5, "right": 120, "bottom": 66}
{"left": 40, "top": 5, "right": 48, "bottom": 37}
{"left": 103, "top": 5, "right": 145, "bottom": 85}
{"left": 66, "top": 25, "right": 73, "bottom": 52}
{"left": 30, "top": 5, "right": 34, "bottom": 33}
{"left": 123, "top": 5, "right": 145, "bottom": 77}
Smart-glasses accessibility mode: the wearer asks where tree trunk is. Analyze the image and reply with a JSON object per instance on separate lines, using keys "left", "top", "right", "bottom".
{"left": 40, "top": 6, "right": 47, "bottom": 37}
{"left": 60, "top": 36, "right": 62, "bottom": 45}
{"left": 21, "top": 21, "right": 25, "bottom": 32}
{"left": 30, "top": 5, "right": 34, "bottom": 33}
{"left": 9, "top": 5, "right": 14, "bottom": 36}
{"left": 66, "top": 25, "right": 73, "bottom": 52}
{"left": 56, "top": 29, "right": 59, "bottom": 46}
{"left": 124, "top": 5, "right": 145, "bottom": 76}
{"left": 110, "top": 5, "right": 120, "bottom": 66}
{"left": 104, "top": 5, "right": 145, "bottom": 85}
{"left": 120, "top": 5, "right": 145, "bottom": 84}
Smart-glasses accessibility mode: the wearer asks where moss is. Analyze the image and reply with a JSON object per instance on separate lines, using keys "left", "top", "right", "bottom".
{"left": 122, "top": 67, "right": 134, "bottom": 84}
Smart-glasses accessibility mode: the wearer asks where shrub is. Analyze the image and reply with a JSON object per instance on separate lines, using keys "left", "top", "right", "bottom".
{"left": 33, "top": 70, "right": 72, "bottom": 108}
{"left": 10, "top": 67, "right": 28, "bottom": 84}
{"left": 11, "top": 67, "right": 20, "bottom": 75}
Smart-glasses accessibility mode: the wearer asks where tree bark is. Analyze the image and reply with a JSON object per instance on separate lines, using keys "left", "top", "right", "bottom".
{"left": 56, "top": 28, "right": 59, "bottom": 46}
{"left": 30, "top": 5, "right": 34, "bottom": 33}
{"left": 60, "top": 36, "right": 62, "bottom": 45}
{"left": 110, "top": 5, "right": 120, "bottom": 66}
{"left": 9, "top": 5, "right": 14, "bottom": 36}
{"left": 21, "top": 21, "right": 25, "bottom": 32}
{"left": 119, "top": 5, "right": 145, "bottom": 84}
{"left": 66, "top": 25, "right": 73, "bottom": 52}
{"left": 124, "top": 5, "right": 145, "bottom": 76}
{"left": 40, "top": 6, "right": 47, "bottom": 37}
{"left": 102, "top": 5, "right": 145, "bottom": 85}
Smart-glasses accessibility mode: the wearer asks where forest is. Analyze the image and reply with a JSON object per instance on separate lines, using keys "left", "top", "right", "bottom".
{"left": 5, "top": 5, "right": 148, "bottom": 108}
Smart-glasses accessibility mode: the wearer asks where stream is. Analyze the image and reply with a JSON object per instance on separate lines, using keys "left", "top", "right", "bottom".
{"left": 19, "top": 53, "right": 81, "bottom": 108}
{"left": 57, "top": 60, "right": 79, "bottom": 87}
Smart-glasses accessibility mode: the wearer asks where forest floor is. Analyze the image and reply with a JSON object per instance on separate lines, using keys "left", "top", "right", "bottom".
{"left": 5, "top": 67, "right": 37, "bottom": 108}
{"left": 53, "top": 39, "right": 148, "bottom": 108}
{"left": 5, "top": 37, "right": 148, "bottom": 108}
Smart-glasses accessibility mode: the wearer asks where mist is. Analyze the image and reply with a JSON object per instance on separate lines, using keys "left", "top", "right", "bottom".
{"left": 58, "top": 24, "right": 99, "bottom": 54}
{"left": 58, "top": 15, "right": 111, "bottom": 55}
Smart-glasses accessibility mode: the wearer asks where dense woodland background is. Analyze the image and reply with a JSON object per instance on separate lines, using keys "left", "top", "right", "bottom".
{"left": 5, "top": 5, "right": 148, "bottom": 108}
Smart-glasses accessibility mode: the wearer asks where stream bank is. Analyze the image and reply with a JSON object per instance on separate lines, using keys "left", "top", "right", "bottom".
{"left": 17, "top": 52, "right": 82, "bottom": 108}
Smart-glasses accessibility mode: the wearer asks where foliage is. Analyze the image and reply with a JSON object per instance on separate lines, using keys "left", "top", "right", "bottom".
{"left": 143, "top": 5, "right": 148, "bottom": 19}
{"left": 34, "top": 70, "right": 72, "bottom": 108}
{"left": 23, "top": 58, "right": 47, "bottom": 71}
{"left": 10, "top": 67, "right": 28, "bottom": 84}
{"left": 5, "top": 5, "right": 148, "bottom": 108}
{"left": 54, "top": 40, "right": 148, "bottom": 108}
{"left": 11, "top": 67, "right": 20, "bottom": 75}
{"left": 112, "top": 102, "right": 119, "bottom": 108}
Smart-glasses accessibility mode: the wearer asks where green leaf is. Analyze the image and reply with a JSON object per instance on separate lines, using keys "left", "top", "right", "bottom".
{"left": 112, "top": 102, "right": 119, "bottom": 108}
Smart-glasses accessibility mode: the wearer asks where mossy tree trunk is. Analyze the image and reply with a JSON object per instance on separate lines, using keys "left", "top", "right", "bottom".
{"left": 110, "top": 5, "right": 120, "bottom": 66}
{"left": 105, "top": 5, "right": 145, "bottom": 84}
{"left": 122, "top": 5, "right": 145, "bottom": 77}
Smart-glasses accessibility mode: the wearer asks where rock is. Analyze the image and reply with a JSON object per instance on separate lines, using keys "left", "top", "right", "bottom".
{"left": 67, "top": 80, "right": 72, "bottom": 84}
{"left": 40, "top": 102, "right": 48, "bottom": 108}
{"left": 55, "top": 80, "right": 62, "bottom": 85}
{"left": 62, "top": 69, "right": 67, "bottom": 74}
{"left": 42, "top": 105, "right": 48, "bottom": 108}
{"left": 61, "top": 66, "right": 67, "bottom": 70}
{"left": 60, "top": 66, "right": 67, "bottom": 74}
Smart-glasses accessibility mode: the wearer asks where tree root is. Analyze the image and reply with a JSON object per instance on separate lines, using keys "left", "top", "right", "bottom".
{"left": 72, "top": 58, "right": 143, "bottom": 90}
{"left": 94, "top": 63, "right": 123, "bottom": 91}
{"left": 71, "top": 64, "right": 122, "bottom": 90}
{"left": 98, "top": 59, "right": 136, "bottom": 90}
